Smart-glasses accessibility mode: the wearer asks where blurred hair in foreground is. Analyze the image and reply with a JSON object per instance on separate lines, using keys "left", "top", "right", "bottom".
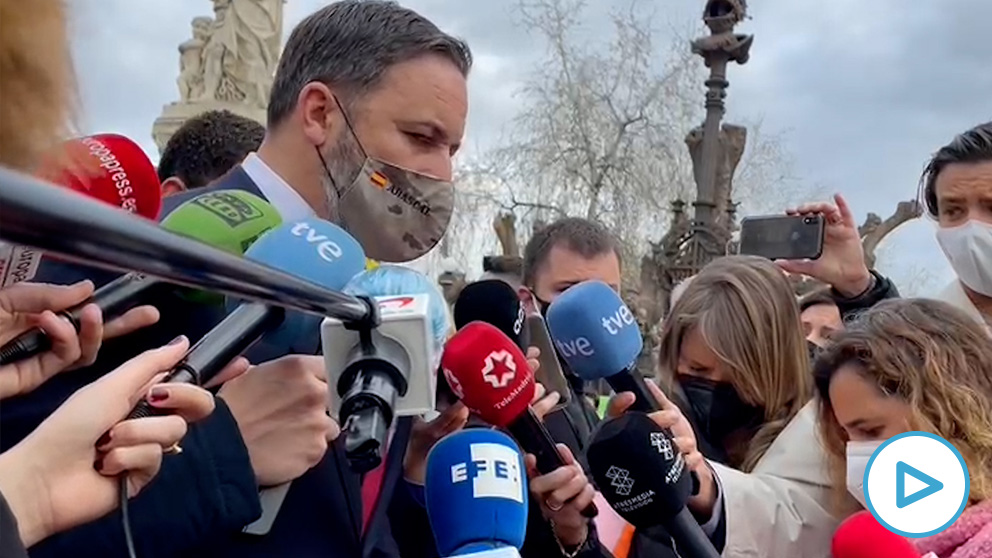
{"left": 0, "top": 0, "right": 76, "bottom": 172}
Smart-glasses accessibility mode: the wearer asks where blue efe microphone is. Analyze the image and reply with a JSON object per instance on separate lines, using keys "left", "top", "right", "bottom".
{"left": 426, "top": 429, "right": 528, "bottom": 558}
{"left": 545, "top": 280, "right": 660, "bottom": 413}
{"left": 231, "top": 218, "right": 367, "bottom": 362}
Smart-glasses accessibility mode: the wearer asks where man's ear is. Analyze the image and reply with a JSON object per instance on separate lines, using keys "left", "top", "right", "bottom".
{"left": 298, "top": 82, "right": 339, "bottom": 147}
{"left": 161, "top": 176, "right": 186, "bottom": 197}
{"left": 518, "top": 286, "right": 537, "bottom": 314}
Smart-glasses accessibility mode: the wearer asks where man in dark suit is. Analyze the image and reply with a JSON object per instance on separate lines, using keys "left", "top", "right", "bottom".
{"left": 2, "top": 2, "right": 471, "bottom": 557}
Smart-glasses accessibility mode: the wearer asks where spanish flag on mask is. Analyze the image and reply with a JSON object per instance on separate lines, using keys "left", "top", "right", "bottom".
{"left": 370, "top": 171, "right": 389, "bottom": 189}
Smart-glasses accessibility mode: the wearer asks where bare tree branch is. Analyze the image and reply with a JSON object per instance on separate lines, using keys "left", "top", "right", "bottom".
{"left": 859, "top": 199, "right": 923, "bottom": 268}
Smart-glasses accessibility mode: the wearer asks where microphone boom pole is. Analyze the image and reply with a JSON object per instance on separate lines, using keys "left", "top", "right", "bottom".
{"left": 0, "top": 167, "right": 370, "bottom": 323}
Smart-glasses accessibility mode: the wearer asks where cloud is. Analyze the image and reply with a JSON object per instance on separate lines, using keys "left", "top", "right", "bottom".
{"left": 69, "top": 0, "right": 984, "bottom": 290}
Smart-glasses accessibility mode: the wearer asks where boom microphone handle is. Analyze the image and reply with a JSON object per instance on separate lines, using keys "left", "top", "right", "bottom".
{"left": 668, "top": 508, "right": 722, "bottom": 558}
{"left": 507, "top": 407, "right": 567, "bottom": 474}
{"left": 127, "top": 303, "right": 285, "bottom": 419}
{"left": 0, "top": 274, "right": 163, "bottom": 365}
{"left": 605, "top": 370, "right": 662, "bottom": 413}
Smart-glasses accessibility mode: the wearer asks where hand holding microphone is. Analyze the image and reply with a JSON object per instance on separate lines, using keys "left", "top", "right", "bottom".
{"left": 525, "top": 443, "right": 595, "bottom": 551}
{"left": 0, "top": 281, "right": 159, "bottom": 398}
{"left": 441, "top": 322, "right": 597, "bottom": 519}
{"left": 0, "top": 337, "right": 214, "bottom": 548}
{"left": 589, "top": 412, "right": 721, "bottom": 558}
{"left": 0, "top": 189, "right": 282, "bottom": 368}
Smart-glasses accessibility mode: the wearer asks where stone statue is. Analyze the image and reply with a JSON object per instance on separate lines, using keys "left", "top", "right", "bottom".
{"left": 177, "top": 17, "right": 212, "bottom": 102}
{"left": 686, "top": 123, "right": 747, "bottom": 228}
{"left": 200, "top": 0, "right": 282, "bottom": 108}
{"left": 152, "top": 0, "right": 284, "bottom": 155}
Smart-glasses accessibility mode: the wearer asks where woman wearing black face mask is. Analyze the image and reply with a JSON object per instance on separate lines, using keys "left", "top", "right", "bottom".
{"left": 623, "top": 256, "right": 836, "bottom": 558}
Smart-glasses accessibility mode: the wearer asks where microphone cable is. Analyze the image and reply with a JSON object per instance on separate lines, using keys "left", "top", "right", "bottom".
{"left": 119, "top": 476, "right": 138, "bottom": 558}
{"left": 115, "top": 368, "right": 199, "bottom": 558}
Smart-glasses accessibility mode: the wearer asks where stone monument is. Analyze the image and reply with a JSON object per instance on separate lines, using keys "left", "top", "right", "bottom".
{"left": 152, "top": 0, "right": 285, "bottom": 154}
{"left": 638, "top": 0, "right": 752, "bottom": 352}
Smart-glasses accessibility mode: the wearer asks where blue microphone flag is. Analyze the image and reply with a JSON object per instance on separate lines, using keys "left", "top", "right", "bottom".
{"left": 545, "top": 280, "right": 643, "bottom": 381}
{"left": 245, "top": 219, "right": 366, "bottom": 291}
{"left": 426, "top": 429, "right": 528, "bottom": 557}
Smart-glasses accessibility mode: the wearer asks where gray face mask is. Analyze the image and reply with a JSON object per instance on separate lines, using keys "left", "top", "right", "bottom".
{"left": 319, "top": 97, "right": 454, "bottom": 263}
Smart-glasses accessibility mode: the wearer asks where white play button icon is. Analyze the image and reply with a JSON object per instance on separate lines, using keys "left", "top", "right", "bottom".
{"left": 864, "top": 432, "right": 970, "bottom": 537}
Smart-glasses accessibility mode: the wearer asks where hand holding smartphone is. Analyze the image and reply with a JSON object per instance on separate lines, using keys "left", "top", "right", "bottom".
{"left": 738, "top": 214, "right": 825, "bottom": 261}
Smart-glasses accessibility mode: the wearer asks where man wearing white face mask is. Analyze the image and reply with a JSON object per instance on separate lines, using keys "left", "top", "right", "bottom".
{"left": 921, "top": 122, "right": 992, "bottom": 335}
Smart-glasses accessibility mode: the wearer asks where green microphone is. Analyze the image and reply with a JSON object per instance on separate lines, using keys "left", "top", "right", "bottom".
{"left": 0, "top": 190, "right": 282, "bottom": 365}
{"left": 162, "top": 190, "right": 282, "bottom": 255}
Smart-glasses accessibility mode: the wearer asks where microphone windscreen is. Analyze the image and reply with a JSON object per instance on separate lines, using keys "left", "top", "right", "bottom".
{"left": 453, "top": 280, "right": 526, "bottom": 349}
{"left": 587, "top": 412, "right": 692, "bottom": 528}
{"left": 232, "top": 219, "right": 366, "bottom": 359}
{"left": 545, "top": 280, "right": 642, "bottom": 381}
{"left": 426, "top": 429, "right": 528, "bottom": 556}
{"left": 162, "top": 189, "right": 283, "bottom": 256}
{"left": 441, "top": 322, "right": 535, "bottom": 427}
{"left": 344, "top": 264, "right": 452, "bottom": 352}
{"left": 39, "top": 133, "right": 162, "bottom": 219}
{"left": 246, "top": 219, "right": 366, "bottom": 292}
{"left": 831, "top": 511, "right": 921, "bottom": 558}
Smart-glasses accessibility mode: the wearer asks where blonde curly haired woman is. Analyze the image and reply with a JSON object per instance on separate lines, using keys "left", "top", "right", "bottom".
{"left": 815, "top": 298, "right": 992, "bottom": 558}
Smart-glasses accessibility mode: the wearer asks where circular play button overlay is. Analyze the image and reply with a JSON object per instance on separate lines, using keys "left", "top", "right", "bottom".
{"left": 863, "top": 431, "right": 970, "bottom": 537}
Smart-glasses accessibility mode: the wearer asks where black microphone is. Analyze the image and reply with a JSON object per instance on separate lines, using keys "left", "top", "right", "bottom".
{"left": 453, "top": 279, "right": 527, "bottom": 348}
{"left": 588, "top": 412, "right": 721, "bottom": 558}
{"left": 128, "top": 302, "right": 285, "bottom": 418}
{"left": 0, "top": 190, "right": 283, "bottom": 366}
{"left": 0, "top": 274, "right": 167, "bottom": 365}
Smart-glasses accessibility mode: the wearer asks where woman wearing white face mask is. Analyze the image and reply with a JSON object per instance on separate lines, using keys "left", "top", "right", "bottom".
{"left": 921, "top": 122, "right": 992, "bottom": 335}
{"left": 814, "top": 298, "right": 992, "bottom": 557}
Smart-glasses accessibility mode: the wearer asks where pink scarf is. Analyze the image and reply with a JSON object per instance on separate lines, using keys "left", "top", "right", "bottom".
{"left": 914, "top": 500, "right": 992, "bottom": 558}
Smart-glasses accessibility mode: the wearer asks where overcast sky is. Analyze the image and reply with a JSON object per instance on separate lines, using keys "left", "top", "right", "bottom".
{"left": 68, "top": 0, "right": 992, "bottom": 292}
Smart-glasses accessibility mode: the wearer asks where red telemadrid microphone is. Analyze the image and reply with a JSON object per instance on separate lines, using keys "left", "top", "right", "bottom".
{"left": 441, "top": 321, "right": 597, "bottom": 518}
{"left": 831, "top": 511, "right": 922, "bottom": 558}
{"left": 0, "top": 134, "right": 162, "bottom": 288}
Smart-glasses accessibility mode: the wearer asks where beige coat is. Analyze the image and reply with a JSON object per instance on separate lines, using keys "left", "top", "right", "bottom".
{"left": 710, "top": 400, "right": 840, "bottom": 558}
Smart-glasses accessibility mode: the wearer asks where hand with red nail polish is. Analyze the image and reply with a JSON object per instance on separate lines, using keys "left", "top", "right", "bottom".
{"left": 0, "top": 337, "right": 216, "bottom": 548}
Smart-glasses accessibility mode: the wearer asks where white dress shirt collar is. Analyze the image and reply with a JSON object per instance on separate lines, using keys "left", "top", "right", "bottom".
{"left": 240, "top": 152, "right": 315, "bottom": 222}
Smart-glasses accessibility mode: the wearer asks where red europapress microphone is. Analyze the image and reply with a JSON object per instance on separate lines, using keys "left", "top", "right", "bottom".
{"left": 832, "top": 511, "right": 923, "bottom": 558}
{"left": 0, "top": 134, "right": 162, "bottom": 288}
{"left": 441, "top": 321, "right": 597, "bottom": 518}
{"left": 37, "top": 132, "right": 162, "bottom": 219}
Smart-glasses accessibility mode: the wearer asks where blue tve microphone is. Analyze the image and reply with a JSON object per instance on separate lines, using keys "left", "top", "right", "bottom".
{"left": 214, "top": 218, "right": 367, "bottom": 535}
{"left": 230, "top": 218, "right": 367, "bottom": 361}
{"left": 545, "top": 280, "right": 659, "bottom": 413}
{"left": 426, "top": 429, "right": 528, "bottom": 558}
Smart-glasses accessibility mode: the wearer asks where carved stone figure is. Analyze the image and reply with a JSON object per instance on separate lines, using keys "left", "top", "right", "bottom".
{"left": 152, "top": 0, "right": 284, "bottom": 155}
{"left": 200, "top": 0, "right": 282, "bottom": 108}
{"left": 177, "top": 17, "right": 212, "bottom": 102}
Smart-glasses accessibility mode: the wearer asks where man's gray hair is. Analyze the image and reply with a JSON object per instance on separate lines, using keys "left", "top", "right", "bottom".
{"left": 267, "top": 0, "right": 472, "bottom": 127}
